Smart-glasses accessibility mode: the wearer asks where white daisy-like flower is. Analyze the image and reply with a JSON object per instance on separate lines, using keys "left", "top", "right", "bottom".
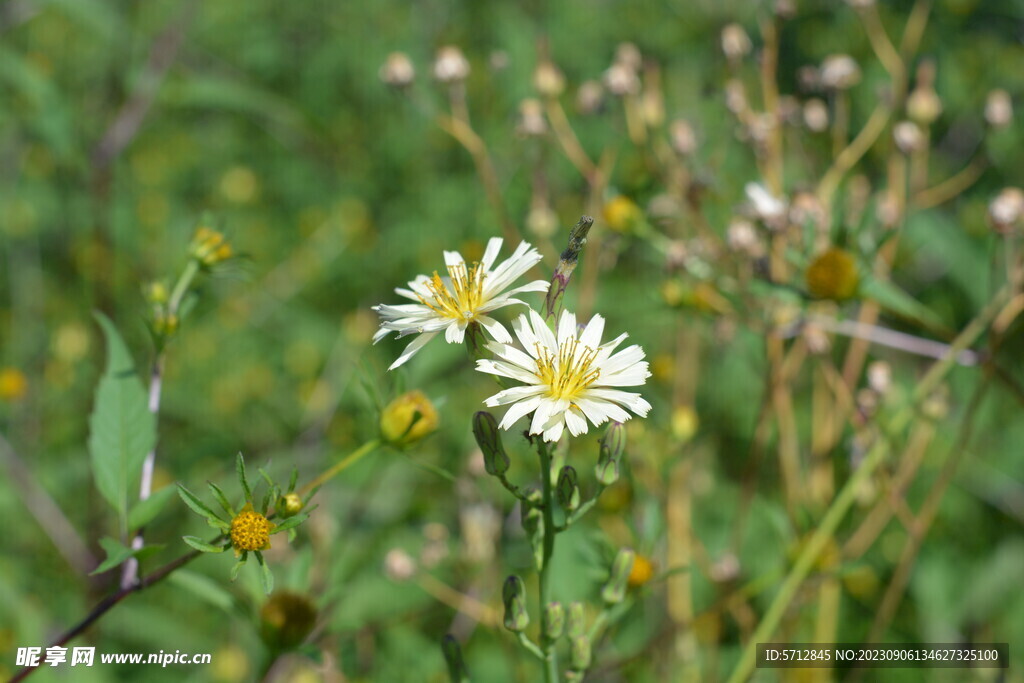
{"left": 476, "top": 309, "right": 651, "bottom": 442}
{"left": 373, "top": 238, "right": 549, "bottom": 370}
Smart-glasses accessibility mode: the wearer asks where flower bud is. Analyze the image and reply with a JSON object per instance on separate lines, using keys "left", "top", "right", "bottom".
{"left": 543, "top": 602, "right": 565, "bottom": 640}
{"left": 380, "top": 390, "right": 439, "bottom": 447}
{"left": 985, "top": 89, "right": 1013, "bottom": 129}
{"left": 473, "top": 411, "right": 509, "bottom": 476}
{"left": 259, "top": 591, "right": 317, "bottom": 651}
{"left": 628, "top": 554, "right": 655, "bottom": 586}
{"left": 602, "top": 196, "right": 642, "bottom": 233}
{"left": 556, "top": 466, "right": 580, "bottom": 513}
{"left": 907, "top": 86, "right": 942, "bottom": 125}
{"left": 566, "top": 601, "right": 586, "bottom": 638}
{"left": 278, "top": 492, "right": 304, "bottom": 518}
{"left": 806, "top": 248, "right": 859, "bottom": 300}
{"left": 189, "top": 227, "right": 233, "bottom": 267}
{"left": 433, "top": 46, "right": 470, "bottom": 83}
{"left": 502, "top": 575, "right": 530, "bottom": 632}
{"left": 0, "top": 368, "right": 28, "bottom": 402}
{"left": 576, "top": 80, "right": 604, "bottom": 115}
{"left": 669, "top": 119, "right": 697, "bottom": 156}
{"left": 441, "top": 634, "right": 469, "bottom": 682}
{"left": 595, "top": 422, "right": 626, "bottom": 486}
{"left": 570, "top": 635, "right": 592, "bottom": 671}
{"left": 384, "top": 548, "right": 417, "bottom": 581}
{"left": 601, "top": 548, "right": 636, "bottom": 605}
{"left": 603, "top": 63, "right": 639, "bottom": 97}
{"left": 145, "top": 281, "right": 169, "bottom": 305}
{"left": 534, "top": 61, "right": 565, "bottom": 98}
{"left": 379, "top": 52, "right": 415, "bottom": 88}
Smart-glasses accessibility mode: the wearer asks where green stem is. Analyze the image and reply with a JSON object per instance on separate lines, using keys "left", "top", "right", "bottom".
{"left": 299, "top": 439, "right": 380, "bottom": 496}
{"left": 168, "top": 258, "right": 200, "bottom": 314}
{"left": 537, "top": 440, "right": 560, "bottom": 683}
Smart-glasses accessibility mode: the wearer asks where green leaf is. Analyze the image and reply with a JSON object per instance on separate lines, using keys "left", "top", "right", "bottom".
{"left": 88, "top": 312, "right": 157, "bottom": 529}
{"left": 255, "top": 551, "right": 274, "bottom": 594}
{"left": 236, "top": 453, "right": 252, "bottom": 503}
{"left": 271, "top": 513, "right": 309, "bottom": 535}
{"left": 128, "top": 486, "right": 177, "bottom": 532}
{"left": 207, "top": 482, "right": 235, "bottom": 518}
{"left": 860, "top": 276, "right": 949, "bottom": 334}
{"left": 183, "top": 536, "right": 225, "bottom": 553}
{"left": 177, "top": 485, "right": 222, "bottom": 524}
{"left": 90, "top": 537, "right": 164, "bottom": 575}
{"left": 167, "top": 570, "right": 235, "bottom": 613}
{"left": 230, "top": 555, "right": 247, "bottom": 581}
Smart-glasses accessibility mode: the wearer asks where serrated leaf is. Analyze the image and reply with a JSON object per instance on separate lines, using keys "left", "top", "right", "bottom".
{"left": 255, "top": 551, "right": 274, "bottom": 594}
{"left": 128, "top": 486, "right": 177, "bottom": 532}
{"left": 177, "top": 484, "right": 222, "bottom": 524}
{"left": 183, "top": 536, "right": 225, "bottom": 553}
{"left": 88, "top": 313, "right": 157, "bottom": 529}
{"left": 236, "top": 453, "right": 252, "bottom": 503}
{"left": 90, "top": 537, "right": 165, "bottom": 575}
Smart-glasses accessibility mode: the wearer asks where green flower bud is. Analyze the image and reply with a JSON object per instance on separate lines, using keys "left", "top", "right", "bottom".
{"left": 473, "top": 411, "right": 509, "bottom": 476}
{"left": 556, "top": 466, "right": 581, "bottom": 513}
{"left": 595, "top": 422, "right": 626, "bottom": 486}
{"left": 601, "top": 548, "right": 636, "bottom": 605}
{"left": 502, "top": 575, "right": 530, "bottom": 632}
{"left": 441, "top": 634, "right": 469, "bottom": 683}
{"left": 543, "top": 602, "right": 565, "bottom": 640}
{"left": 278, "top": 492, "right": 304, "bottom": 518}
{"left": 570, "top": 635, "right": 592, "bottom": 670}
{"left": 549, "top": 437, "right": 568, "bottom": 485}
{"left": 566, "top": 601, "right": 586, "bottom": 639}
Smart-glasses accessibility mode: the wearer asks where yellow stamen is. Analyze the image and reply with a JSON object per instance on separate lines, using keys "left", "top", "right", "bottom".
{"left": 535, "top": 338, "right": 600, "bottom": 401}
{"left": 417, "top": 262, "right": 486, "bottom": 321}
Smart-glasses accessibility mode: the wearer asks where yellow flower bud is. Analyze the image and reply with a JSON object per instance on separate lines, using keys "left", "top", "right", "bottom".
{"left": 189, "top": 227, "right": 233, "bottom": 267}
{"left": 628, "top": 554, "right": 655, "bottom": 587}
{"left": 380, "top": 390, "right": 439, "bottom": 447}
{"left": 0, "top": 368, "right": 28, "bottom": 401}
{"left": 602, "top": 196, "right": 642, "bottom": 233}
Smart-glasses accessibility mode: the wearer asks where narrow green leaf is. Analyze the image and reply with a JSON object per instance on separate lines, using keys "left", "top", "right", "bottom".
{"left": 230, "top": 556, "right": 247, "bottom": 582}
{"left": 128, "top": 486, "right": 177, "bottom": 532}
{"left": 270, "top": 513, "right": 309, "bottom": 535}
{"left": 258, "top": 467, "right": 274, "bottom": 489}
{"left": 177, "top": 485, "right": 222, "bottom": 524}
{"left": 90, "top": 537, "right": 165, "bottom": 575}
{"left": 236, "top": 453, "right": 252, "bottom": 503}
{"left": 860, "top": 276, "right": 949, "bottom": 334}
{"left": 207, "top": 482, "right": 235, "bottom": 518}
{"left": 183, "top": 536, "right": 225, "bottom": 553}
{"left": 255, "top": 551, "right": 274, "bottom": 594}
{"left": 88, "top": 312, "right": 157, "bottom": 528}
{"left": 168, "top": 570, "right": 235, "bottom": 612}
{"left": 288, "top": 468, "right": 298, "bottom": 492}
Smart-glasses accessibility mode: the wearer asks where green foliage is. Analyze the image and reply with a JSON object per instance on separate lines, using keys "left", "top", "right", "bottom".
{"left": 87, "top": 313, "right": 157, "bottom": 530}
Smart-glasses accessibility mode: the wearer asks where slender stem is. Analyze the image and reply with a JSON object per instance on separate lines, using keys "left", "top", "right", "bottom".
{"left": 727, "top": 283, "right": 1011, "bottom": 683}
{"left": 298, "top": 439, "right": 380, "bottom": 496}
{"left": 122, "top": 257, "right": 201, "bottom": 588}
{"left": 537, "top": 440, "right": 560, "bottom": 683}
{"left": 11, "top": 546, "right": 206, "bottom": 682}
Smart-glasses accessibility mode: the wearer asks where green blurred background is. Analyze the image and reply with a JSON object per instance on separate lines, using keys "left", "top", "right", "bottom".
{"left": 1, "top": 0, "right": 1023, "bottom": 680}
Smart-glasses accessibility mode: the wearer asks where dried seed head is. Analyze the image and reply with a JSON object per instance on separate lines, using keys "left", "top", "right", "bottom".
{"left": 907, "top": 86, "right": 942, "bottom": 125}
{"left": 988, "top": 187, "right": 1024, "bottom": 233}
{"left": 725, "top": 79, "right": 748, "bottom": 114}
{"left": 533, "top": 60, "right": 565, "bottom": 98}
{"left": 893, "top": 120, "right": 925, "bottom": 154}
{"left": 614, "top": 42, "right": 642, "bottom": 71}
{"left": 803, "top": 98, "right": 828, "bottom": 132}
{"left": 797, "top": 65, "right": 821, "bottom": 91}
{"left": 379, "top": 52, "right": 415, "bottom": 88}
{"left": 867, "top": 361, "right": 892, "bottom": 395}
{"left": 985, "top": 89, "right": 1013, "bottom": 129}
{"left": 433, "top": 45, "right": 470, "bottom": 83}
{"left": 820, "top": 54, "right": 861, "bottom": 90}
{"left": 669, "top": 119, "right": 697, "bottom": 156}
{"left": 875, "top": 190, "right": 902, "bottom": 229}
{"left": 805, "top": 248, "right": 859, "bottom": 301}
{"left": 517, "top": 98, "right": 548, "bottom": 137}
{"left": 384, "top": 548, "right": 417, "bottom": 581}
{"left": 721, "top": 23, "right": 752, "bottom": 61}
{"left": 576, "top": 79, "right": 604, "bottom": 114}
{"left": 727, "top": 218, "right": 762, "bottom": 256}
{"left": 603, "top": 62, "right": 640, "bottom": 96}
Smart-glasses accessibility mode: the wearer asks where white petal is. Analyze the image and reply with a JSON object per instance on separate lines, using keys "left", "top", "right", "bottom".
{"left": 564, "top": 406, "right": 589, "bottom": 436}
{"left": 388, "top": 331, "right": 438, "bottom": 370}
{"left": 443, "top": 250, "right": 466, "bottom": 269}
{"left": 579, "top": 314, "right": 605, "bottom": 349}
{"left": 481, "top": 237, "right": 503, "bottom": 271}
{"left": 541, "top": 418, "right": 565, "bottom": 443}
{"left": 512, "top": 314, "right": 541, "bottom": 358}
{"left": 557, "top": 310, "right": 578, "bottom": 345}
{"left": 476, "top": 316, "right": 513, "bottom": 343}
{"left": 529, "top": 309, "right": 558, "bottom": 355}
{"left": 575, "top": 396, "right": 629, "bottom": 424}
{"left": 445, "top": 321, "right": 467, "bottom": 344}
{"left": 498, "top": 396, "right": 543, "bottom": 429}
{"left": 584, "top": 388, "right": 652, "bottom": 416}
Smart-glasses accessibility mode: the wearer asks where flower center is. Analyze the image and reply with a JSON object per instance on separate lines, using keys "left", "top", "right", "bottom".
{"left": 231, "top": 508, "right": 273, "bottom": 552}
{"left": 418, "top": 262, "right": 486, "bottom": 321}
{"left": 535, "top": 338, "right": 600, "bottom": 401}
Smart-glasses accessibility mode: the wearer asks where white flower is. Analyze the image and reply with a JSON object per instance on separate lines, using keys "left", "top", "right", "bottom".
{"left": 476, "top": 309, "right": 651, "bottom": 443}
{"left": 373, "top": 238, "right": 549, "bottom": 370}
